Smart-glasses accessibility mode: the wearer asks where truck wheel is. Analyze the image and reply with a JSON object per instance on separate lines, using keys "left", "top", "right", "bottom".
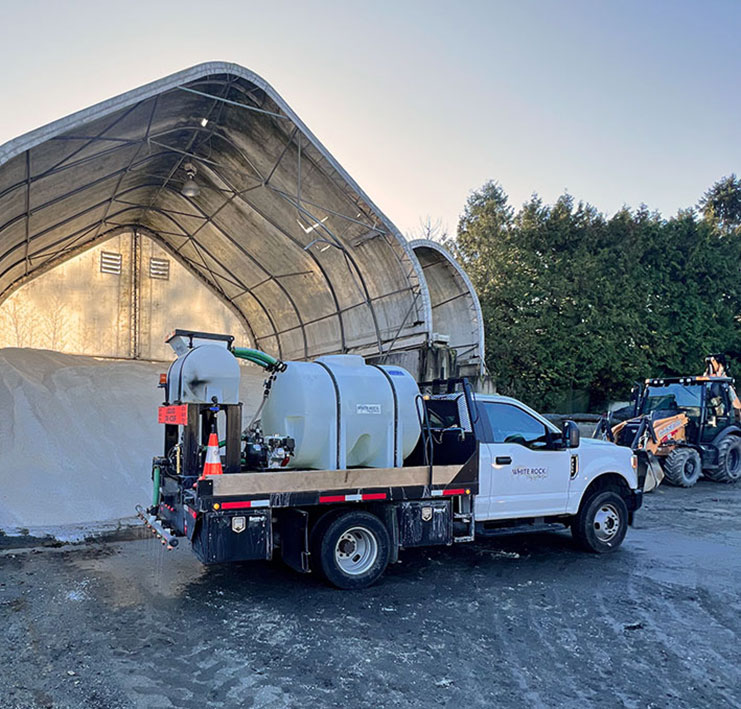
{"left": 705, "top": 436, "right": 741, "bottom": 483}
{"left": 317, "top": 511, "right": 390, "bottom": 589}
{"left": 662, "top": 448, "right": 702, "bottom": 487}
{"left": 571, "top": 489, "right": 628, "bottom": 553}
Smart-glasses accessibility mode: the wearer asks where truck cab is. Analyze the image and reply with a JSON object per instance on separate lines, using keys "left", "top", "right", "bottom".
{"left": 418, "top": 388, "right": 643, "bottom": 552}
{"left": 474, "top": 394, "right": 640, "bottom": 520}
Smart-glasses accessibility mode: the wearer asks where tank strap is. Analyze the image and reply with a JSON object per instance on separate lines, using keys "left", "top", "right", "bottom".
{"left": 314, "top": 360, "right": 342, "bottom": 470}
{"left": 371, "top": 365, "right": 399, "bottom": 466}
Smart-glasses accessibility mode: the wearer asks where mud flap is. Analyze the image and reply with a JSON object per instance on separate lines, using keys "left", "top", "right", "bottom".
{"left": 280, "top": 508, "right": 311, "bottom": 573}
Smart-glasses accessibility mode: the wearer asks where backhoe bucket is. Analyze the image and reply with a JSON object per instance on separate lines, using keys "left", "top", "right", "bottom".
{"left": 642, "top": 452, "right": 664, "bottom": 492}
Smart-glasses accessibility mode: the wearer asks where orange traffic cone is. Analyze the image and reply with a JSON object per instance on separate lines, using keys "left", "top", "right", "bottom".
{"left": 201, "top": 431, "right": 224, "bottom": 478}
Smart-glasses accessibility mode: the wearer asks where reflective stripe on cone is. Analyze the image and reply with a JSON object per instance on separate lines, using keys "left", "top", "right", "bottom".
{"left": 200, "top": 432, "right": 223, "bottom": 477}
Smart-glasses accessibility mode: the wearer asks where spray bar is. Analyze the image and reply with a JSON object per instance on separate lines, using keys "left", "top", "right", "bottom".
{"left": 135, "top": 505, "right": 179, "bottom": 549}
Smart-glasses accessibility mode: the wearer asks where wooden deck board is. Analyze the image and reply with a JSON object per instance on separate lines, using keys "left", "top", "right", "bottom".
{"left": 210, "top": 465, "right": 462, "bottom": 496}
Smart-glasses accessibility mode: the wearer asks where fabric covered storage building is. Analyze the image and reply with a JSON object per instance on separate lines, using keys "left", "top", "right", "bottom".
{"left": 0, "top": 62, "right": 484, "bottom": 377}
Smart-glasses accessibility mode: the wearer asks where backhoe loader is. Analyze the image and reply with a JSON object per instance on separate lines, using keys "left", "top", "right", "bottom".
{"left": 594, "top": 355, "right": 741, "bottom": 490}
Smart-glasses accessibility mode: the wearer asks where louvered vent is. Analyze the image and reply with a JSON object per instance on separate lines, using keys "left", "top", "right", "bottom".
{"left": 149, "top": 257, "right": 170, "bottom": 280}
{"left": 100, "top": 251, "right": 122, "bottom": 275}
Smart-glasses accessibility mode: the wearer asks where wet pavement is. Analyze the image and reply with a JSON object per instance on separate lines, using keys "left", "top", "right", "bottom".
{"left": 1, "top": 481, "right": 739, "bottom": 708}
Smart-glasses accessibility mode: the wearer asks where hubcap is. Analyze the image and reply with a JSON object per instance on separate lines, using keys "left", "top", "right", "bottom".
{"left": 334, "top": 526, "right": 378, "bottom": 575}
{"left": 684, "top": 457, "right": 697, "bottom": 480}
{"left": 593, "top": 504, "right": 621, "bottom": 542}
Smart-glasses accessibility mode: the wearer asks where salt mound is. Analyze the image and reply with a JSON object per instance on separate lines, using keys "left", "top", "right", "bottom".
{"left": 0, "top": 348, "right": 264, "bottom": 535}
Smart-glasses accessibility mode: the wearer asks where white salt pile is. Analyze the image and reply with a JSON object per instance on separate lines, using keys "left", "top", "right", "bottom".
{"left": 0, "top": 348, "right": 264, "bottom": 537}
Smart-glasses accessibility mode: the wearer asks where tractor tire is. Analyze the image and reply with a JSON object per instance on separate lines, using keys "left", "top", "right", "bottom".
{"left": 662, "top": 448, "right": 702, "bottom": 488}
{"left": 316, "top": 511, "right": 391, "bottom": 589}
{"left": 571, "top": 488, "right": 628, "bottom": 553}
{"left": 705, "top": 435, "right": 741, "bottom": 484}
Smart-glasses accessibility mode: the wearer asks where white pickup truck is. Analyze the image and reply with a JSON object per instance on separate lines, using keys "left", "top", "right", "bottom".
{"left": 147, "top": 372, "right": 645, "bottom": 589}
{"left": 472, "top": 393, "right": 640, "bottom": 533}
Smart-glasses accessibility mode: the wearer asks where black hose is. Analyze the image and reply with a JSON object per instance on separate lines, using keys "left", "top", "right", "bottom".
{"left": 415, "top": 394, "right": 434, "bottom": 485}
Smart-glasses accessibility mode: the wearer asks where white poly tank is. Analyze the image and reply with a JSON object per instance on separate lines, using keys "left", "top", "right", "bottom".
{"left": 260, "top": 355, "right": 421, "bottom": 470}
{"left": 167, "top": 344, "right": 241, "bottom": 404}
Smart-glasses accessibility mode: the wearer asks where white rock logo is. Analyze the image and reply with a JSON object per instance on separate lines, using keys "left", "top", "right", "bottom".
{"left": 512, "top": 466, "right": 548, "bottom": 479}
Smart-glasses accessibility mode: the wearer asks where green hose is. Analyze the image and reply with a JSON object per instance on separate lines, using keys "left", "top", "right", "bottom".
{"left": 152, "top": 465, "right": 161, "bottom": 507}
{"left": 232, "top": 346, "right": 279, "bottom": 369}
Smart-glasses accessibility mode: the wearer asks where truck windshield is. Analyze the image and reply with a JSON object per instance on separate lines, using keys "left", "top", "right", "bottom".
{"left": 640, "top": 383, "right": 702, "bottom": 418}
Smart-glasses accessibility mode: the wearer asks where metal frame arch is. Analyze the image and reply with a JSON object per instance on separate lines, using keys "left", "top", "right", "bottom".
{"left": 140, "top": 124, "right": 389, "bottom": 357}
{"left": 408, "top": 238, "right": 485, "bottom": 370}
{"left": 0, "top": 62, "right": 449, "bottom": 365}
{"left": 0, "top": 62, "right": 433, "bottom": 342}
{"left": 156, "top": 185, "right": 308, "bottom": 360}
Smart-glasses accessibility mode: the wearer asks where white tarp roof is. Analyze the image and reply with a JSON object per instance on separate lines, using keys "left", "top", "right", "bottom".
{"left": 0, "top": 62, "right": 482, "bottom": 366}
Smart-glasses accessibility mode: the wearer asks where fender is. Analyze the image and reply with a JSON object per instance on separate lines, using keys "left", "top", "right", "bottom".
{"left": 710, "top": 425, "right": 741, "bottom": 447}
{"left": 566, "top": 439, "right": 637, "bottom": 515}
{"left": 701, "top": 425, "right": 741, "bottom": 469}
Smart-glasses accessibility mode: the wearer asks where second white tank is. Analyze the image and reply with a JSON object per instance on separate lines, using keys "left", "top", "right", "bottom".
{"left": 260, "top": 354, "right": 421, "bottom": 470}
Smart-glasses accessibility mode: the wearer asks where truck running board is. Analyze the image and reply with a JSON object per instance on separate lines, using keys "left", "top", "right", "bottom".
{"left": 453, "top": 535, "right": 475, "bottom": 543}
{"left": 475, "top": 520, "right": 567, "bottom": 538}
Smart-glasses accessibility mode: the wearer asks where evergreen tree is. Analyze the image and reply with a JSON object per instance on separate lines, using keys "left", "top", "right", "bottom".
{"left": 699, "top": 174, "right": 741, "bottom": 232}
{"left": 452, "top": 179, "right": 741, "bottom": 412}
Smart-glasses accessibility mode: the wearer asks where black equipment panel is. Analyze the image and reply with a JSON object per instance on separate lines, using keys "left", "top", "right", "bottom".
{"left": 191, "top": 510, "right": 272, "bottom": 564}
{"left": 396, "top": 500, "right": 452, "bottom": 548}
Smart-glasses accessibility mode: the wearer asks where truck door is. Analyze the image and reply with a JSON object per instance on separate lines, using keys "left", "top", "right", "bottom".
{"left": 476, "top": 401, "right": 571, "bottom": 520}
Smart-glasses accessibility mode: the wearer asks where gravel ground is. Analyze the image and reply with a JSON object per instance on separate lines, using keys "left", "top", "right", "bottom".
{"left": 1, "top": 481, "right": 739, "bottom": 709}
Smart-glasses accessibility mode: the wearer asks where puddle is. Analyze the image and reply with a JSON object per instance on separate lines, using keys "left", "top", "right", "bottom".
{"left": 72, "top": 538, "right": 206, "bottom": 607}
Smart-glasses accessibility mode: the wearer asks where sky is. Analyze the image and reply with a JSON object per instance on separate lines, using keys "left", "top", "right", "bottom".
{"left": 0, "top": 0, "right": 739, "bottom": 237}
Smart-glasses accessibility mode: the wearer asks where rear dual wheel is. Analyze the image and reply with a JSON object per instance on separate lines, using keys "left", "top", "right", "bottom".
{"left": 312, "top": 511, "right": 391, "bottom": 589}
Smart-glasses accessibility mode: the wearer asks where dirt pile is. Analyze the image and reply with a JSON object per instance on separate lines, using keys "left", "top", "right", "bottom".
{"left": 0, "top": 348, "right": 263, "bottom": 537}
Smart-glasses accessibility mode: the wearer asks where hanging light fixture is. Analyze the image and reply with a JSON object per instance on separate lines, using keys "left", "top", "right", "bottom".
{"left": 181, "top": 162, "right": 200, "bottom": 198}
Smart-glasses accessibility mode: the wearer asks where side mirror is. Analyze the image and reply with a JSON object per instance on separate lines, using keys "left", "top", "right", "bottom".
{"left": 562, "top": 420, "right": 580, "bottom": 448}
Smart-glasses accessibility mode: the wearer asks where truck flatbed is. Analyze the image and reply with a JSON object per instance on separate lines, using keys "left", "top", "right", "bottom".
{"left": 194, "top": 461, "right": 479, "bottom": 509}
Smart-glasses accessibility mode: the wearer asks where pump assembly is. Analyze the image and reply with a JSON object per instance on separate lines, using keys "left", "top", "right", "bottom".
{"left": 147, "top": 329, "right": 425, "bottom": 556}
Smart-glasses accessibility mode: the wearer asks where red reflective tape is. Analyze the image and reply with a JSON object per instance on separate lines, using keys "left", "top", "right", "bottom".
{"left": 442, "top": 488, "right": 466, "bottom": 496}
{"left": 361, "top": 493, "right": 387, "bottom": 500}
{"left": 319, "top": 495, "right": 345, "bottom": 503}
{"left": 187, "top": 507, "right": 197, "bottom": 518}
{"left": 221, "top": 501, "right": 252, "bottom": 509}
